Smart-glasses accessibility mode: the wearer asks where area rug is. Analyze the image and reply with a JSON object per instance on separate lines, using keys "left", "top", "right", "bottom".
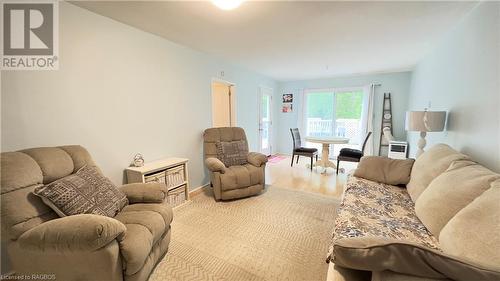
{"left": 267, "top": 155, "right": 287, "bottom": 164}
{"left": 150, "top": 187, "right": 340, "bottom": 281}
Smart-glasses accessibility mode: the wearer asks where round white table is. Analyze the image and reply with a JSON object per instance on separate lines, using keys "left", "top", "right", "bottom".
{"left": 304, "top": 136, "right": 350, "bottom": 173}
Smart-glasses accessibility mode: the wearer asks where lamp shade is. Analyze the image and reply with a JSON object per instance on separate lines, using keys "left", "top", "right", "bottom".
{"left": 405, "top": 111, "right": 446, "bottom": 132}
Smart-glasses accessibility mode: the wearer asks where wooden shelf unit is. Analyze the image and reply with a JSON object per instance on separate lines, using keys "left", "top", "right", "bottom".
{"left": 125, "top": 157, "right": 189, "bottom": 207}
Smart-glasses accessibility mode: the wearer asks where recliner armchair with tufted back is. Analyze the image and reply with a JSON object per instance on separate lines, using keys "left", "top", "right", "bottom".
{"left": 203, "top": 127, "right": 268, "bottom": 201}
{"left": 0, "top": 145, "right": 173, "bottom": 281}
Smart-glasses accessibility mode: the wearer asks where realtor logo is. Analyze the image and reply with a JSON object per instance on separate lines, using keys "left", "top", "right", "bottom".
{"left": 1, "top": 1, "right": 58, "bottom": 70}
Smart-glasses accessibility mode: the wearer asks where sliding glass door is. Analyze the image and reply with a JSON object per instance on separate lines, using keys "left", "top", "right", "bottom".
{"left": 304, "top": 88, "right": 364, "bottom": 157}
{"left": 305, "top": 91, "right": 335, "bottom": 137}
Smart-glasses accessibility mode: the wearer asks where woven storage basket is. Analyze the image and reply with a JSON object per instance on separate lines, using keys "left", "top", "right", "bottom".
{"left": 166, "top": 185, "right": 186, "bottom": 207}
{"left": 144, "top": 165, "right": 185, "bottom": 188}
{"left": 144, "top": 170, "right": 166, "bottom": 184}
{"left": 165, "top": 165, "right": 185, "bottom": 188}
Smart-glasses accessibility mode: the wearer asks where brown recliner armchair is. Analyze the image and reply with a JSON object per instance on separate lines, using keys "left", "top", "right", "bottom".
{"left": 203, "top": 127, "right": 268, "bottom": 201}
{"left": 0, "top": 145, "right": 172, "bottom": 281}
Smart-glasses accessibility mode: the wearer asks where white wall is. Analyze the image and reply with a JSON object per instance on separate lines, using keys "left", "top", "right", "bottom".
{"left": 407, "top": 2, "right": 500, "bottom": 172}
{"left": 275, "top": 72, "right": 412, "bottom": 155}
{"left": 1, "top": 2, "right": 277, "bottom": 188}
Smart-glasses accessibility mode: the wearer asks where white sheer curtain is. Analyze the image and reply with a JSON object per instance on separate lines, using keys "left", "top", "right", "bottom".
{"left": 360, "top": 84, "right": 375, "bottom": 155}
{"left": 297, "top": 88, "right": 306, "bottom": 135}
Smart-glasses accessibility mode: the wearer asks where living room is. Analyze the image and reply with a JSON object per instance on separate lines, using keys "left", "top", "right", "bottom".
{"left": 1, "top": 1, "right": 499, "bottom": 281}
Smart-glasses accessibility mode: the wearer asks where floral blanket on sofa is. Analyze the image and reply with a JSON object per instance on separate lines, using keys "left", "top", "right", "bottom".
{"left": 327, "top": 176, "right": 441, "bottom": 262}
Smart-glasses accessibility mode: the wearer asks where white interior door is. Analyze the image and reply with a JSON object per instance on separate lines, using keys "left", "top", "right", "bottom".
{"left": 259, "top": 87, "right": 273, "bottom": 156}
{"left": 212, "top": 81, "right": 235, "bottom": 127}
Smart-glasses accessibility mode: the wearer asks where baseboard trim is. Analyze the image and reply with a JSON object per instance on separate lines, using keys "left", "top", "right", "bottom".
{"left": 189, "top": 183, "right": 210, "bottom": 198}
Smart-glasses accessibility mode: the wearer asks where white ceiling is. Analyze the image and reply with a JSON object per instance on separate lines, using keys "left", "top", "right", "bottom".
{"left": 72, "top": 1, "right": 477, "bottom": 81}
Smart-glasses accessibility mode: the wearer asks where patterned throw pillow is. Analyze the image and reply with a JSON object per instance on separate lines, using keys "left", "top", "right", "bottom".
{"left": 34, "top": 166, "right": 128, "bottom": 217}
{"left": 216, "top": 140, "right": 248, "bottom": 167}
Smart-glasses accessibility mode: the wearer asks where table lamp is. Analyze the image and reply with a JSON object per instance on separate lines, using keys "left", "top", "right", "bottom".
{"left": 405, "top": 110, "right": 446, "bottom": 158}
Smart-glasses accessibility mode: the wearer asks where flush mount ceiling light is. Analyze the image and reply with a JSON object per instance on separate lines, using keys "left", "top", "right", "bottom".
{"left": 211, "top": 0, "right": 244, "bottom": 10}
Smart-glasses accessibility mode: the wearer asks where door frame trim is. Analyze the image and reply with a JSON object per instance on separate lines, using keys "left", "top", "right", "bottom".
{"left": 258, "top": 85, "right": 273, "bottom": 156}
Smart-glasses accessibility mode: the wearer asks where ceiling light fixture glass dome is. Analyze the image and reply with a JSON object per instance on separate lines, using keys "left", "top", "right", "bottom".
{"left": 212, "top": 0, "right": 244, "bottom": 10}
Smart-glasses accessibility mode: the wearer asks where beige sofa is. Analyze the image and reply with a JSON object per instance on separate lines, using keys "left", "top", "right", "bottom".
{"left": 327, "top": 144, "right": 500, "bottom": 281}
{"left": 203, "top": 127, "right": 268, "bottom": 200}
{"left": 1, "top": 146, "right": 173, "bottom": 281}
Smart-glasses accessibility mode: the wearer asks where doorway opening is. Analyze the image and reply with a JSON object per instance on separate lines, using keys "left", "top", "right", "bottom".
{"left": 211, "top": 79, "right": 236, "bottom": 127}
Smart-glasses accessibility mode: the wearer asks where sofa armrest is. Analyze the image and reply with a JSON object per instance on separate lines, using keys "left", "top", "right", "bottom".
{"left": 120, "top": 182, "right": 166, "bottom": 203}
{"left": 205, "top": 157, "right": 226, "bottom": 174}
{"left": 247, "top": 152, "right": 268, "bottom": 167}
{"left": 18, "top": 214, "right": 126, "bottom": 253}
{"left": 353, "top": 156, "right": 415, "bottom": 186}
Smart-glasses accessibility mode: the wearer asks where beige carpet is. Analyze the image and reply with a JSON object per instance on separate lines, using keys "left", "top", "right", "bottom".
{"left": 150, "top": 187, "right": 339, "bottom": 281}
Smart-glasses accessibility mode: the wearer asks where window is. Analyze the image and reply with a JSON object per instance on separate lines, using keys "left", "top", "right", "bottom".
{"left": 303, "top": 88, "right": 364, "bottom": 157}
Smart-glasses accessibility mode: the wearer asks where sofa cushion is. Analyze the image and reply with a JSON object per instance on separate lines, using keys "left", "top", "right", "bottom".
{"left": 115, "top": 203, "right": 172, "bottom": 275}
{"left": 21, "top": 147, "right": 75, "bottom": 184}
{"left": 407, "top": 144, "right": 469, "bottom": 202}
{"left": 2, "top": 184, "right": 59, "bottom": 240}
{"left": 34, "top": 166, "right": 128, "bottom": 217}
{"left": 353, "top": 156, "right": 415, "bottom": 185}
{"left": 120, "top": 183, "right": 167, "bottom": 204}
{"left": 333, "top": 237, "right": 500, "bottom": 281}
{"left": 327, "top": 177, "right": 441, "bottom": 262}
{"left": 120, "top": 203, "right": 173, "bottom": 226}
{"left": 220, "top": 164, "right": 263, "bottom": 191}
{"left": 439, "top": 180, "right": 500, "bottom": 271}
{"left": 415, "top": 161, "right": 500, "bottom": 236}
{"left": 216, "top": 140, "right": 248, "bottom": 167}
{"left": 0, "top": 152, "right": 43, "bottom": 194}
{"left": 58, "top": 145, "right": 97, "bottom": 172}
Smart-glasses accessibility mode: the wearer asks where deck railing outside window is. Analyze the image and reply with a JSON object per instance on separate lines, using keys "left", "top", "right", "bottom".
{"left": 306, "top": 118, "right": 360, "bottom": 145}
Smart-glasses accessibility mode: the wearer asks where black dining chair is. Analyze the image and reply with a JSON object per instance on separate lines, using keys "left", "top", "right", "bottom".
{"left": 290, "top": 128, "right": 318, "bottom": 171}
{"left": 336, "top": 132, "right": 372, "bottom": 174}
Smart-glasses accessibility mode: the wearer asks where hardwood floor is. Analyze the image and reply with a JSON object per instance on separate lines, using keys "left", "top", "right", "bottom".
{"left": 265, "top": 154, "right": 358, "bottom": 199}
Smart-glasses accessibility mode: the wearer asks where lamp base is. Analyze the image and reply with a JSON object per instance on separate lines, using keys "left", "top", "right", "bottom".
{"left": 416, "top": 131, "right": 427, "bottom": 158}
